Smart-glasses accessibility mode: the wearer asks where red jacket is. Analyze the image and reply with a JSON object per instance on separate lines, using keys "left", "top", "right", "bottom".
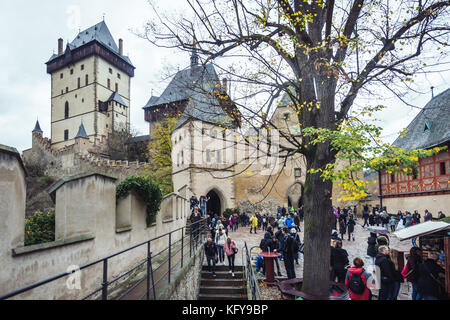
{"left": 345, "top": 268, "right": 370, "bottom": 300}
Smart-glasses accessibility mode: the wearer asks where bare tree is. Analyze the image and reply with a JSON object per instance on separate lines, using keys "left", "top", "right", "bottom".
{"left": 141, "top": 0, "right": 450, "bottom": 296}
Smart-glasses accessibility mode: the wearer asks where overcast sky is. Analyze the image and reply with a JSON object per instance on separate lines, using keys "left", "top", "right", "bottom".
{"left": 1, "top": 0, "right": 449, "bottom": 153}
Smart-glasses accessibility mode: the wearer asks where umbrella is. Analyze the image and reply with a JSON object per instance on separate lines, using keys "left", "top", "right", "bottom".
{"left": 368, "top": 226, "right": 390, "bottom": 235}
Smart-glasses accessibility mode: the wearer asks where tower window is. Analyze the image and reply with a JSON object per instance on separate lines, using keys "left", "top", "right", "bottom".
{"left": 391, "top": 173, "right": 396, "bottom": 183}
{"left": 85, "top": 74, "right": 89, "bottom": 86}
{"left": 81, "top": 64, "right": 84, "bottom": 71}
{"left": 117, "top": 73, "right": 121, "bottom": 79}
{"left": 70, "top": 69, "right": 74, "bottom": 75}
{"left": 65, "top": 102, "right": 69, "bottom": 119}
{"left": 66, "top": 87, "right": 69, "bottom": 93}
{"left": 107, "top": 79, "right": 111, "bottom": 89}
{"left": 60, "top": 73, "right": 63, "bottom": 79}
{"left": 109, "top": 68, "right": 113, "bottom": 74}
{"left": 115, "top": 83, "right": 118, "bottom": 92}
{"left": 77, "top": 77, "right": 81, "bottom": 88}
{"left": 294, "top": 168, "right": 302, "bottom": 178}
{"left": 64, "top": 130, "right": 69, "bottom": 141}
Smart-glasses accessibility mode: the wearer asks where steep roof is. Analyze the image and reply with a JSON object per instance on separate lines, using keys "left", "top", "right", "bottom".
{"left": 75, "top": 123, "right": 89, "bottom": 139}
{"left": 392, "top": 88, "right": 450, "bottom": 150}
{"left": 47, "top": 21, "right": 134, "bottom": 67}
{"left": 33, "top": 120, "right": 43, "bottom": 133}
{"left": 143, "top": 64, "right": 220, "bottom": 109}
{"left": 108, "top": 91, "right": 128, "bottom": 107}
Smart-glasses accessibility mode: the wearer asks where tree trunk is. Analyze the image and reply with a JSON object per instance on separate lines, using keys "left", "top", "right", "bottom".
{"left": 301, "top": 145, "right": 334, "bottom": 296}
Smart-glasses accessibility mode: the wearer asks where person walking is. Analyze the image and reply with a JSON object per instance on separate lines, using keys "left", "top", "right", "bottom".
{"left": 347, "top": 216, "right": 356, "bottom": 241}
{"left": 424, "top": 209, "right": 433, "bottom": 222}
{"left": 375, "top": 246, "right": 399, "bottom": 300}
{"left": 277, "top": 214, "right": 286, "bottom": 231}
{"left": 224, "top": 237, "right": 238, "bottom": 277}
{"left": 405, "top": 212, "right": 413, "bottom": 227}
{"left": 362, "top": 208, "right": 370, "bottom": 228}
{"left": 417, "top": 251, "right": 446, "bottom": 300}
{"left": 389, "top": 215, "right": 397, "bottom": 232}
{"left": 290, "top": 228, "right": 302, "bottom": 265}
{"left": 190, "top": 207, "right": 202, "bottom": 242}
{"left": 232, "top": 213, "right": 239, "bottom": 232}
{"left": 401, "top": 247, "right": 423, "bottom": 300}
{"left": 249, "top": 213, "right": 258, "bottom": 234}
{"left": 339, "top": 217, "right": 347, "bottom": 241}
{"left": 215, "top": 228, "right": 227, "bottom": 265}
{"left": 281, "top": 228, "right": 297, "bottom": 279}
{"left": 204, "top": 238, "right": 218, "bottom": 277}
{"left": 262, "top": 214, "right": 269, "bottom": 232}
{"left": 199, "top": 195, "right": 209, "bottom": 217}
{"left": 366, "top": 233, "right": 378, "bottom": 266}
{"left": 368, "top": 213, "right": 375, "bottom": 227}
{"left": 345, "top": 257, "right": 375, "bottom": 300}
{"left": 330, "top": 240, "right": 349, "bottom": 283}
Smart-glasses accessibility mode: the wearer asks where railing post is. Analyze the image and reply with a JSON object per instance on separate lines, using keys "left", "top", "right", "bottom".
{"left": 190, "top": 228, "right": 192, "bottom": 258}
{"left": 146, "top": 241, "right": 151, "bottom": 300}
{"left": 102, "top": 259, "right": 108, "bottom": 300}
{"left": 168, "top": 232, "right": 172, "bottom": 284}
{"left": 181, "top": 228, "right": 184, "bottom": 268}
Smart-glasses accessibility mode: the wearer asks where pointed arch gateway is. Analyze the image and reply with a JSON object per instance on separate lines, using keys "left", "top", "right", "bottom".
{"left": 287, "top": 182, "right": 304, "bottom": 210}
{"left": 206, "top": 188, "right": 225, "bottom": 216}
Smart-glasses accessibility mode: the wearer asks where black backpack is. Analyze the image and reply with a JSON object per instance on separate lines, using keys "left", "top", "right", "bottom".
{"left": 348, "top": 270, "right": 366, "bottom": 294}
{"left": 260, "top": 238, "right": 268, "bottom": 251}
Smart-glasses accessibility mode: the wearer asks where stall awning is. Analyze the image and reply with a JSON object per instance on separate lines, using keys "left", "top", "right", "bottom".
{"left": 393, "top": 221, "right": 450, "bottom": 241}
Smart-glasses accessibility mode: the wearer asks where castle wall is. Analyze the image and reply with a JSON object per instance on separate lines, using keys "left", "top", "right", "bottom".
{"left": 0, "top": 146, "right": 189, "bottom": 300}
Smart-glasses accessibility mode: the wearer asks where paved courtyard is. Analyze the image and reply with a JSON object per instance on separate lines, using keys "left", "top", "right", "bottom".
{"left": 223, "top": 218, "right": 413, "bottom": 300}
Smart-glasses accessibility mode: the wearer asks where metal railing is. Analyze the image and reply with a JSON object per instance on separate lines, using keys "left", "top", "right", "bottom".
{"left": 1, "top": 218, "right": 208, "bottom": 300}
{"left": 243, "top": 242, "right": 261, "bottom": 300}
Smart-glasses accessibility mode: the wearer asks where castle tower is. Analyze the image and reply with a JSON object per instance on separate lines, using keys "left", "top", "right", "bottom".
{"left": 46, "top": 21, "right": 135, "bottom": 151}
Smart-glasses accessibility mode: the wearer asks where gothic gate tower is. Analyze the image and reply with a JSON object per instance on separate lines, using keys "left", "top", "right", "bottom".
{"left": 45, "top": 21, "right": 135, "bottom": 150}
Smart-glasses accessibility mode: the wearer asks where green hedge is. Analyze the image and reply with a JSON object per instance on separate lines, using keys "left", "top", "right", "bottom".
{"left": 25, "top": 211, "right": 55, "bottom": 246}
{"left": 116, "top": 176, "right": 163, "bottom": 227}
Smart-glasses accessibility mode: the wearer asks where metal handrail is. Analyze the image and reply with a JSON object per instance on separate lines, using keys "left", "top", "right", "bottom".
{"left": 1, "top": 218, "right": 208, "bottom": 300}
{"left": 244, "top": 242, "right": 262, "bottom": 300}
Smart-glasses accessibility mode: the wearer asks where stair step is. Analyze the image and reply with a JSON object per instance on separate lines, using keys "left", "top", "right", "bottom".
{"left": 201, "top": 279, "right": 246, "bottom": 287}
{"left": 201, "top": 271, "right": 244, "bottom": 279}
{"left": 200, "top": 286, "right": 247, "bottom": 295}
{"left": 198, "top": 293, "right": 247, "bottom": 301}
{"left": 202, "top": 265, "right": 244, "bottom": 272}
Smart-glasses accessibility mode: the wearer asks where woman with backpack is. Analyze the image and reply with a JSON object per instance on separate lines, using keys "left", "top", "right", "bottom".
{"left": 402, "top": 247, "right": 423, "bottom": 300}
{"left": 345, "top": 257, "right": 375, "bottom": 300}
{"left": 224, "top": 237, "right": 238, "bottom": 277}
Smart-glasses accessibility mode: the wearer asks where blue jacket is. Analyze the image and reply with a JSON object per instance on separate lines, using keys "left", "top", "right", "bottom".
{"left": 285, "top": 217, "right": 294, "bottom": 228}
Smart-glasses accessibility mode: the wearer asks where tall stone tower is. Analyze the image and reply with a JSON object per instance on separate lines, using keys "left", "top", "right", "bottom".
{"left": 46, "top": 21, "right": 135, "bottom": 150}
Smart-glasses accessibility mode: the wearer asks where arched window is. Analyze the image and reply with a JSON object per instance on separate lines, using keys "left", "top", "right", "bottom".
{"left": 65, "top": 102, "right": 69, "bottom": 119}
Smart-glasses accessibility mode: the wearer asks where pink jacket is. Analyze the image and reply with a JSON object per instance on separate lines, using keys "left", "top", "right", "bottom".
{"left": 224, "top": 241, "right": 237, "bottom": 256}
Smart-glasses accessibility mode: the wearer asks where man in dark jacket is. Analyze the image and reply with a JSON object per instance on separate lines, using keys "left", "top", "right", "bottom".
{"left": 367, "top": 233, "right": 378, "bottom": 266}
{"left": 375, "top": 246, "right": 399, "bottom": 300}
{"left": 424, "top": 210, "right": 433, "bottom": 222}
{"left": 281, "top": 228, "right": 296, "bottom": 279}
{"left": 204, "top": 238, "right": 218, "bottom": 277}
{"left": 190, "top": 207, "right": 202, "bottom": 242}
{"left": 417, "top": 251, "right": 446, "bottom": 300}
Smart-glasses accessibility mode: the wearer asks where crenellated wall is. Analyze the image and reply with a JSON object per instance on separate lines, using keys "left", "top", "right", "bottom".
{"left": 0, "top": 145, "right": 190, "bottom": 300}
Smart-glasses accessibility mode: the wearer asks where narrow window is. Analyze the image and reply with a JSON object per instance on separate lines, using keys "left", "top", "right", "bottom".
{"left": 115, "top": 83, "right": 118, "bottom": 92}
{"left": 440, "top": 162, "right": 446, "bottom": 175}
{"left": 60, "top": 73, "right": 63, "bottom": 79}
{"left": 109, "top": 68, "right": 113, "bottom": 74}
{"left": 107, "top": 79, "right": 111, "bottom": 89}
{"left": 81, "top": 64, "right": 84, "bottom": 71}
{"left": 64, "top": 130, "right": 69, "bottom": 141}
{"left": 70, "top": 69, "right": 74, "bottom": 75}
{"left": 391, "top": 173, "right": 395, "bottom": 183}
{"left": 77, "top": 77, "right": 81, "bottom": 88}
{"left": 412, "top": 167, "right": 418, "bottom": 180}
{"left": 85, "top": 74, "right": 89, "bottom": 86}
{"left": 65, "top": 102, "right": 69, "bottom": 119}
{"left": 117, "top": 73, "right": 121, "bottom": 79}
{"left": 206, "top": 149, "right": 211, "bottom": 162}
{"left": 66, "top": 87, "right": 69, "bottom": 93}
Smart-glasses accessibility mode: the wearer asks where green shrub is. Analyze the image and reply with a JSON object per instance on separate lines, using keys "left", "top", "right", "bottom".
{"left": 223, "top": 207, "right": 240, "bottom": 219}
{"left": 25, "top": 211, "right": 55, "bottom": 246}
{"left": 116, "top": 176, "right": 163, "bottom": 227}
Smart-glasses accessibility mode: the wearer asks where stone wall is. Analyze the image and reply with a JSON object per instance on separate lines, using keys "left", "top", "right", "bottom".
{"left": 0, "top": 145, "right": 190, "bottom": 300}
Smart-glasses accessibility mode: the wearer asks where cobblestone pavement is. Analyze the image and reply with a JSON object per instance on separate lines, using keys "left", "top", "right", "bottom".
{"left": 225, "top": 219, "right": 414, "bottom": 300}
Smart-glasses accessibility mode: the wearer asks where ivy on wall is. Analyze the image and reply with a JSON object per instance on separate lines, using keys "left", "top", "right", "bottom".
{"left": 25, "top": 211, "right": 55, "bottom": 246}
{"left": 116, "top": 176, "right": 163, "bottom": 227}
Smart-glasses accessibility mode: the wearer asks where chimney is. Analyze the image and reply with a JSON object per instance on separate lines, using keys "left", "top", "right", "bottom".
{"left": 223, "top": 78, "right": 228, "bottom": 93}
{"left": 58, "top": 38, "right": 64, "bottom": 56}
{"left": 119, "top": 39, "right": 123, "bottom": 56}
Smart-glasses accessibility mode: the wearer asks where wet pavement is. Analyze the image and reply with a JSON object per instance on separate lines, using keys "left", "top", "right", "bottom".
{"left": 223, "top": 218, "right": 413, "bottom": 300}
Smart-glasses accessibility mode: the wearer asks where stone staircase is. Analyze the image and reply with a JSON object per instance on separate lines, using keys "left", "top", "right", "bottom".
{"left": 198, "top": 265, "right": 247, "bottom": 300}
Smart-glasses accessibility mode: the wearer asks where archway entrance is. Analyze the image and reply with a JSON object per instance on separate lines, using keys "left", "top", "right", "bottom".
{"left": 287, "top": 183, "right": 304, "bottom": 210}
{"left": 206, "top": 190, "right": 222, "bottom": 217}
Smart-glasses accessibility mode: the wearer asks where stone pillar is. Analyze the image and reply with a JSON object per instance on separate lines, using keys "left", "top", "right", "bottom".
{"left": 48, "top": 172, "right": 117, "bottom": 241}
{"left": 0, "top": 145, "right": 26, "bottom": 251}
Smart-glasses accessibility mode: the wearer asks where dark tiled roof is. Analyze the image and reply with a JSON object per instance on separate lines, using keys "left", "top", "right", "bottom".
{"left": 47, "top": 21, "right": 134, "bottom": 67}
{"left": 392, "top": 88, "right": 450, "bottom": 150}
{"left": 143, "top": 96, "right": 160, "bottom": 109}
{"left": 75, "top": 123, "right": 89, "bottom": 139}
{"left": 126, "top": 135, "right": 150, "bottom": 144}
{"left": 143, "top": 64, "right": 220, "bottom": 109}
{"left": 108, "top": 92, "right": 128, "bottom": 107}
{"left": 33, "top": 120, "right": 43, "bottom": 133}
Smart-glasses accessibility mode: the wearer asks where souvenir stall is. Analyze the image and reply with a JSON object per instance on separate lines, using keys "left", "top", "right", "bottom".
{"left": 393, "top": 221, "right": 450, "bottom": 297}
